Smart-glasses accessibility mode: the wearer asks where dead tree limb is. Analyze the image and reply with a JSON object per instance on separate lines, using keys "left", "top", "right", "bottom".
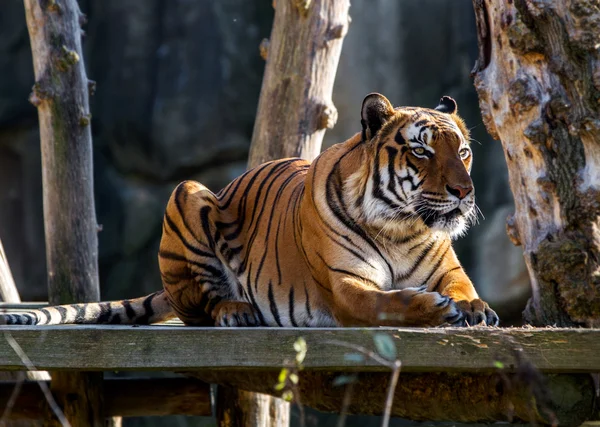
{"left": 22, "top": 0, "right": 104, "bottom": 426}
{"left": 24, "top": 0, "right": 98, "bottom": 306}
{"left": 0, "top": 240, "right": 19, "bottom": 304}
{"left": 471, "top": 0, "right": 600, "bottom": 327}
{"left": 247, "top": 0, "right": 350, "bottom": 165}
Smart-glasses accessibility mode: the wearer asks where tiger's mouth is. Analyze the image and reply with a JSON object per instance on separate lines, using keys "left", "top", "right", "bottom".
{"left": 418, "top": 206, "right": 471, "bottom": 235}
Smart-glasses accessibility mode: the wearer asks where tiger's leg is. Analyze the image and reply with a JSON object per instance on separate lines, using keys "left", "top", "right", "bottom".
{"left": 329, "top": 275, "right": 464, "bottom": 327}
{"left": 159, "top": 181, "right": 260, "bottom": 327}
{"left": 432, "top": 268, "right": 499, "bottom": 326}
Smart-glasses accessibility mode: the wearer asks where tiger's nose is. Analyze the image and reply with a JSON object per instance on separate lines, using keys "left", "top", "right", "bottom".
{"left": 446, "top": 184, "right": 473, "bottom": 200}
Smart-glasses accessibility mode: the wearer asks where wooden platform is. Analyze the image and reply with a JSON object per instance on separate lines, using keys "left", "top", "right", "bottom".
{"left": 1, "top": 323, "right": 599, "bottom": 423}
{"left": 0, "top": 325, "right": 598, "bottom": 373}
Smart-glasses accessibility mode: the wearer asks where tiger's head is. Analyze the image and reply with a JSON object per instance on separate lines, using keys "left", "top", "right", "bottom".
{"left": 350, "top": 93, "right": 476, "bottom": 239}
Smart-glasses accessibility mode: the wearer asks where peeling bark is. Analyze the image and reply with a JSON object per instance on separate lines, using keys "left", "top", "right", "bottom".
{"left": 472, "top": 0, "right": 600, "bottom": 327}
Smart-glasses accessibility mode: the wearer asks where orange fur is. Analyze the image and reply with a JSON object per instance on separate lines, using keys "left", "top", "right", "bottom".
{"left": 3, "top": 94, "right": 497, "bottom": 327}
{"left": 158, "top": 94, "right": 498, "bottom": 327}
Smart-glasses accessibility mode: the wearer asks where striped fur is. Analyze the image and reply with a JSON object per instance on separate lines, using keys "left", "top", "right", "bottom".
{"left": 1, "top": 291, "right": 172, "bottom": 325}
{"left": 3, "top": 94, "right": 498, "bottom": 327}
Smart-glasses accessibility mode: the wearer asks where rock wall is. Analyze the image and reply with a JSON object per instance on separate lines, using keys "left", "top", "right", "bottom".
{"left": 0, "top": 0, "right": 528, "bottom": 322}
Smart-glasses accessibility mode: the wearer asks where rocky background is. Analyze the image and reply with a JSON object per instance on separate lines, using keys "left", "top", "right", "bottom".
{"left": 0, "top": 0, "right": 530, "bottom": 425}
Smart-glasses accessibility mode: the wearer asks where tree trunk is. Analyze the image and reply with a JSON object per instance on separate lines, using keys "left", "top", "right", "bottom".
{"left": 24, "top": 0, "right": 98, "bottom": 307}
{"left": 217, "top": 387, "right": 291, "bottom": 427}
{"left": 22, "top": 0, "right": 107, "bottom": 426}
{"left": 471, "top": 0, "right": 600, "bottom": 327}
{"left": 219, "top": 1, "right": 350, "bottom": 425}
{"left": 247, "top": 0, "right": 350, "bottom": 166}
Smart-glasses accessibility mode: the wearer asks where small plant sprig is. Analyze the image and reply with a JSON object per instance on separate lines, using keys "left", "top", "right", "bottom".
{"left": 274, "top": 337, "right": 307, "bottom": 425}
{"left": 326, "top": 333, "right": 402, "bottom": 427}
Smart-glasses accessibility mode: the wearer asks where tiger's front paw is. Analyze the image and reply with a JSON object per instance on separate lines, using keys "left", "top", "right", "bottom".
{"left": 212, "top": 301, "right": 261, "bottom": 327}
{"left": 454, "top": 299, "right": 499, "bottom": 326}
{"left": 407, "top": 292, "right": 465, "bottom": 327}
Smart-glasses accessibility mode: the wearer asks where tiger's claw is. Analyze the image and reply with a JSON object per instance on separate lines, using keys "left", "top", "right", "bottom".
{"left": 213, "top": 301, "right": 261, "bottom": 327}
{"left": 455, "top": 299, "right": 499, "bottom": 326}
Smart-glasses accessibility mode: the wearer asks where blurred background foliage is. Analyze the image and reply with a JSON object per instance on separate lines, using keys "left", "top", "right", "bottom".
{"left": 0, "top": 0, "right": 530, "bottom": 425}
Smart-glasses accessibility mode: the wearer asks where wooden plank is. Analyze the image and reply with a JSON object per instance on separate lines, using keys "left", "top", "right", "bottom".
{"left": 0, "top": 303, "right": 48, "bottom": 311}
{"left": 0, "top": 326, "right": 598, "bottom": 373}
{"left": 0, "top": 378, "right": 211, "bottom": 419}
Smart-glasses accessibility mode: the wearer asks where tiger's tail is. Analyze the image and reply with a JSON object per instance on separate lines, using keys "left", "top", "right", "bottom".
{"left": 0, "top": 290, "right": 175, "bottom": 325}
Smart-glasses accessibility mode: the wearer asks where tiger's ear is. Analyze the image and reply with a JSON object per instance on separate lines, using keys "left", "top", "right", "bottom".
{"left": 434, "top": 96, "right": 457, "bottom": 114}
{"left": 361, "top": 93, "right": 395, "bottom": 141}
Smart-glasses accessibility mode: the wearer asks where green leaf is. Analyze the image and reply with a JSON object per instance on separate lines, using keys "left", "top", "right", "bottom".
{"left": 344, "top": 353, "right": 365, "bottom": 363}
{"left": 293, "top": 337, "right": 307, "bottom": 353}
{"left": 493, "top": 360, "right": 505, "bottom": 369}
{"left": 373, "top": 333, "right": 397, "bottom": 360}
{"left": 332, "top": 374, "right": 358, "bottom": 387}
{"left": 282, "top": 390, "right": 294, "bottom": 402}
{"left": 289, "top": 373, "right": 299, "bottom": 384}
{"left": 274, "top": 382, "right": 286, "bottom": 391}
{"left": 278, "top": 368, "right": 288, "bottom": 383}
{"left": 294, "top": 337, "right": 307, "bottom": 364}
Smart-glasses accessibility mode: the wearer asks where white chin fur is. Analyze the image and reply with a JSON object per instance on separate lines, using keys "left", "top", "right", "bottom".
{"left": 430, "top": 216, "right": 469, "bottom": 239}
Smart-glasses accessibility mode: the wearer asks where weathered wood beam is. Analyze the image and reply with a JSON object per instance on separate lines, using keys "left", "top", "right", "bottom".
{"left": 0, "top": 378, "right": 211, "bottom": 420}
{"left": 0, "top": 326, "right": 598, "bottom": 373}
{"left": 0, "top": 326, "right": 597, "bottom": 424}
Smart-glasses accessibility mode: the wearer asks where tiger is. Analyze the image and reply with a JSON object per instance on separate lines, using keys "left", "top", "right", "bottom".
{"left": 2, "top": 93, "right": 498, "bottom": 328}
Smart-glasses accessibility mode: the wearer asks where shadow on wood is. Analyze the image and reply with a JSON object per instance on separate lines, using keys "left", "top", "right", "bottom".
{"left": 0, "top": 378, "right": 211, "bottom": 420}
{"left": 190, "top": 371, "right": 597, "bottom": 425}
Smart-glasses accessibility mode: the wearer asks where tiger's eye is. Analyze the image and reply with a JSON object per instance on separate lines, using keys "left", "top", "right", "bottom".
{"left": 413, "top": 147, "right": 426, "bottom": 156}
{"left": 459, "top": 148, "right": 470, "bottom": 159}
